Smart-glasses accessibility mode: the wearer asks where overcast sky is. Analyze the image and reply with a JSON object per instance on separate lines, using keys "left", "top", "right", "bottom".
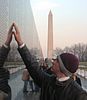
{"left": 30, "top": 0, "right": 87, "bottom": 57}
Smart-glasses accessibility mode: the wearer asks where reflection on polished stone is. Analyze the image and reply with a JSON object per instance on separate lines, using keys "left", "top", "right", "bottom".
{"left": 0, "top": 0, "right": 43, "bottom": 59}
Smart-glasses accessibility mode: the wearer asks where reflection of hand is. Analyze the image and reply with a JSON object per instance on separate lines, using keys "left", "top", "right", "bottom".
{"left": 13, "top": 23, "right": 23, "bottom": 46}
{"left": 5, "top": 23, "right": 14, "bottom": 46}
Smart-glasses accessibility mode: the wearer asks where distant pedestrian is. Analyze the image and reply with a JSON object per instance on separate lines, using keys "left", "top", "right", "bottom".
{"left": 29, "top": 76, "right": 34, "bottom": 92}
{"left": 22, "top": 68, "right": 30, "bottom": 93}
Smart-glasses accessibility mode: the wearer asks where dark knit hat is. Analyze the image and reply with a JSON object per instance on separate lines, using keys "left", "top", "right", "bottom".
{"left": 59, "top": 53, "right": 79, "bottom": 73}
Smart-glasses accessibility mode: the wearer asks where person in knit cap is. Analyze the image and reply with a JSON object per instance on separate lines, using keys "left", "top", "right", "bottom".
{"left": 54, "top": 53, "right": 79, "bottom": 76}
{"left": 59, "top": 53, "right": 82, "bottom": 87}
{"left": 13, "top": 23, "right": 87, "bottom": 100}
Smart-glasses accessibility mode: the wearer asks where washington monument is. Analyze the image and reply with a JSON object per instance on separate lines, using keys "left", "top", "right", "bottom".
{"left": 47, "top": 10, "right": 53, "bottom": 58}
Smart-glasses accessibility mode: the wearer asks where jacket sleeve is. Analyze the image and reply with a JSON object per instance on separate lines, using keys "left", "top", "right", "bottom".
{"left": 18, "top": 45, "right": 51, "bottom": 87}
{"left": 77, "top": 92, "right": 87, "bottom": 100}
{"left": 0, "top": 46, "right": 10, "bottom": 67}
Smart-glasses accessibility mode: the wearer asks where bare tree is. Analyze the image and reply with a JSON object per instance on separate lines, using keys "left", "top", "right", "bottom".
{"left": 7, "top": 42, "right": 22, "bottom": 62}
{"left": 54, "top": 43, "right": 87, "bottom": 62}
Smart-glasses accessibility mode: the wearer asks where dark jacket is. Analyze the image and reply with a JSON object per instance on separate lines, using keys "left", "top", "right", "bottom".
{"left": 76, "top": 76, "right": 82, "bottom": 86}
{"left": 0, "top": 46, "right": 11, "bottom": 100}
{"left": 18, "top": 45, "right": 87, "bottom": 100}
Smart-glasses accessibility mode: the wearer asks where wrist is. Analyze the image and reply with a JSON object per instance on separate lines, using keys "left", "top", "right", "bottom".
{"left": 19, "top": 43, "right": 25, "bottom": 48}
{"left": 3, "top": 44, "right": 9, "bottom": 48}
{"left": 18, "top": 41, "right": 23, "bottom": 46}
{"left": 5, "top": 41, "right": 10, "bottom": 46}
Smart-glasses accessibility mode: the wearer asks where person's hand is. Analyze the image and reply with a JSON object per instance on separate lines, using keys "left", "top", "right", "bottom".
{"left": 5, "top": 23, "right": 13, "bottom": 46}
{"left": 13, "top": 23, "right": 23, "bottom": 46}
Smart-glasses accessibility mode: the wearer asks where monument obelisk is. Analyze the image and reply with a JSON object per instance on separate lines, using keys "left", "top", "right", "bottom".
{"left": 47, "top": 10, "right": 53, "bottom": 58}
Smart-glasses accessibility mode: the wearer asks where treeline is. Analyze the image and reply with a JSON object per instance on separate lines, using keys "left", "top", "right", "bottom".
{"left": 6, "top": 43, "right": 42, "bottom": 62}
{"left": 1, "top": 42, "right": 87, "bottom": 62}
{"left": 6, "top": 43, "right": 22, "bottom": 62}
{"left": 54, "top": 43, "right": 87, "bottom": 62}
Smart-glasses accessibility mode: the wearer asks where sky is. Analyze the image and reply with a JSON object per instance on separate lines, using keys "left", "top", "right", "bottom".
{"left": 30, "top": 0, "right": 87, "bottom": 57}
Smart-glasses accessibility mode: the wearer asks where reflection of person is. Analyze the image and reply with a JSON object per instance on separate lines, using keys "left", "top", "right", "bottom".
{"left": 29, "top": 76, "right": 34, "bottom": 92}
{"left": 0, "top": 24, "right": 13, "bottom": 100}
{"left": 22, "top": 68, "right": 29, "bottom": 93}
{"left": 72, "top": 73, "right": 82, "bottom": 86}
{"left": 22, "top": 68, "right": 35, "bottom": 93}
{"left": 13, "top": 23, "right": 87, "bottom": 100}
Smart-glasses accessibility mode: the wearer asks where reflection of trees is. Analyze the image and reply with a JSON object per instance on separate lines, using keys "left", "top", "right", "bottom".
{"left": 54, "top": 43, "right": 87, "bottom": 62}
{"left": 30, "top": 48, "right": 42, "bottom": 59}
{"left": 7, "top": 43, "right": 22, "bottom": 62}
{"left": 53, "top": 48, "right": 63, "bottom": 55}
{"left": 6, "top": 43, "right": 43, "bottom": 62}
